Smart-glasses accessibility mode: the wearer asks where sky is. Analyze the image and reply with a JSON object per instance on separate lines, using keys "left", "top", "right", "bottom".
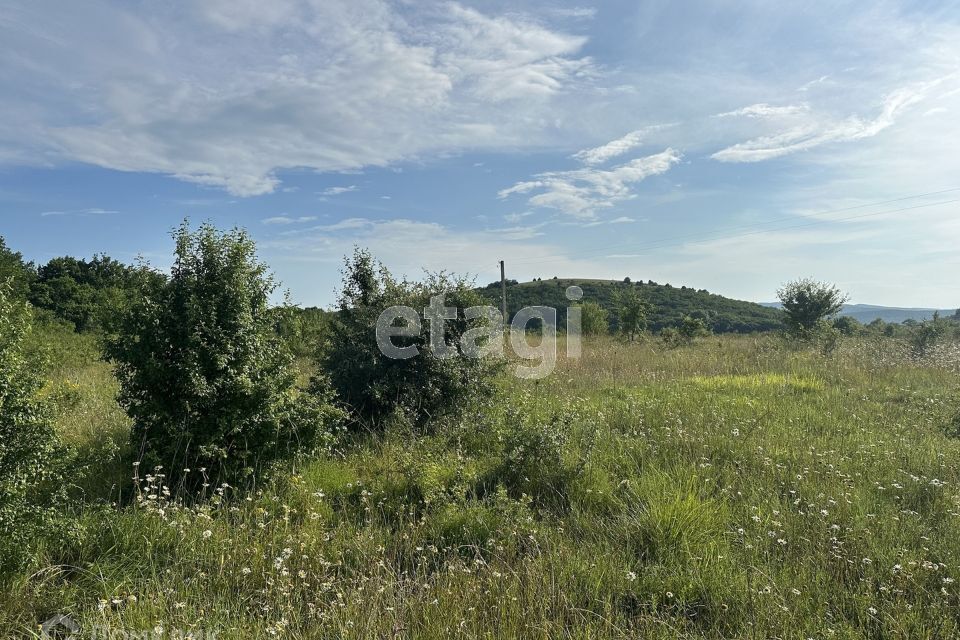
{"left": 1, "top": 0, "right": 959, "bottom": 308}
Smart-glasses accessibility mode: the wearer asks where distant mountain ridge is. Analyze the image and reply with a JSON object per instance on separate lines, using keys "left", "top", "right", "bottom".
{"left": 760, "top": 302, "right": 957, "bottom": 324}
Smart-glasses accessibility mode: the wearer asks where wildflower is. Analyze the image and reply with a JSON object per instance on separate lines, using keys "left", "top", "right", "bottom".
{"left": 626, "top": 571, "right": 637, "bottom": 582}
{"left": 202, "top": 530, "right": 213, "bottom": 539}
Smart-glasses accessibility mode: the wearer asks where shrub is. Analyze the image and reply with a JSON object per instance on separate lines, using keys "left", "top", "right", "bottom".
{"left": 104, "top": 222, "right": 340, "bottom": 490}
{"left": 479, "top": 408, "right": 582, "bottom": 511}
{"left": 578, "top": 301, "right": 610, "bottom": 336}
{"left": 832, "top": 315, "right": 862, "bottom": 336}
{"left": 0, "top": 283, "right": 72, "bottom": 576}
{"left": 776, "top": 278, "right": 848, "bottom": 339}
{"left": 321, "top": 248, "right": 502, "bottom": 429}
{"left": 662, "top": 315, "right": 711, "bottom": 348}
{"left": 910, "top": 312, "right": 948, "bottom": 358}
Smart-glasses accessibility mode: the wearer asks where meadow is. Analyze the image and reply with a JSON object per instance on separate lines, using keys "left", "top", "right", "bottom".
{"left": 4, "top": 330, "right": 960, "bottom": 639}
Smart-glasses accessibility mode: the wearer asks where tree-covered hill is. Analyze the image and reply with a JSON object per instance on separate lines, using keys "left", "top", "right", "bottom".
{"left": 478, "top": 277, "right": 784, "bottom": 333}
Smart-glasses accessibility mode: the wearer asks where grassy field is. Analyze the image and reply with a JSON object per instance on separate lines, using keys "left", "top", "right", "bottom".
{"left": 4, "top": 333, "right": 960, "bottom": 638}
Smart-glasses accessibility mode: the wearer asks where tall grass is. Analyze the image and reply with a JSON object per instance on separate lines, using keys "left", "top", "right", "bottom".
{"left": 3, "top": 333, "right": 960, "bottom": 638}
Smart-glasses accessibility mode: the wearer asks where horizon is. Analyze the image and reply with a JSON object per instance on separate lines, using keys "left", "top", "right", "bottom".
{"left": 2, "top": 1, "right": 960, "bottom": 308}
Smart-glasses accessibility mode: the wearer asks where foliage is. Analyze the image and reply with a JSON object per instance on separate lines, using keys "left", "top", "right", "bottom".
{"left": 832, "top": 315, "right": 862, "bottom": 336}
{"left": 910, "top": 311, "right": 949, "bottom": 358}
{"left": 103, "top": 222, "right": 339, "bottom": 489}
{"left": 577, "top": 301, "right": 610, "bottom": 336}
{"left": 776, "top": 278, "right": 848, "bottom": 338}
{"left": 613, "top": 286, "right": 650, "bottom": 340}
{"left": 662, "top": 315, "right": 711, "bottom": 348}
{"left": 479, "top": 278, "right": 784, "bottom": 333}
{"left": 0, "top": 236, "right": 35, "bottom": 300}
{"left": 274, "top": 305, "right": 330, "bottom": 358}
{"left": 322, "top": 248, "right": 502, "bottom": 429}
{"left": 0, "top": 283, "right": 72, "bottom": 576}
{"left": 28, "top": 254, "right": 164, "bottom": 332}
{"left": 480, "top": 407, "right": 582, "bottom": 511}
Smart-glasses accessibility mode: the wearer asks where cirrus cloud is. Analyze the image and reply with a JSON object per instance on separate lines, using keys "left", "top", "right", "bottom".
{"left": 499, "top": 148, "right": 682, "bottom": 217}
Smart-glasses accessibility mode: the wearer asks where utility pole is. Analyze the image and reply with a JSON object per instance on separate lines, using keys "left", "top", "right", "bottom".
{"left": 499, "top": 259, "right": 507, "bottom": 327}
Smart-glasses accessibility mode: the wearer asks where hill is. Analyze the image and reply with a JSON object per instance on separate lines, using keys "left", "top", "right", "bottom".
{"left": 479, "top": 278, "right": 784, "bottom": 333}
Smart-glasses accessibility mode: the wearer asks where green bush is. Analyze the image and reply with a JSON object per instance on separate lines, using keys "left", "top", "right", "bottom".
{"left": 0, "top": 283, "right": 72, "bottom": 576}
{"left": 577, "top": 301, "right": 610, "bottom": 336}
{"left": 104, "top": 222, "right": 340, "bottom": 491}
{"left": 832, "top": 315, "right": 862, "bottom": 336}
{"left": 910, "top": 312, "right": 948, "bottom": 358}
{"left": 479, "top": 408, "right": 581, "bottom": 511}
{"left": 321, "top": 248, "right": 502, "bottom": 429}
{"left": 662, "top": 315, "right": 711, "bottom": 348}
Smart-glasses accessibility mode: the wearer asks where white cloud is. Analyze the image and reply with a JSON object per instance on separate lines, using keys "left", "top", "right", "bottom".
{"left": 712, "top": 78, "right": 951, "bottom": 163}
{"left": 262, "top": 215, "right": 318, "bottom": 225}
{"left": 499, "top": 148, "right": 682, "bottom": 217}
{"left": 550, "top": 7, "right": 598, "bottom": 20}
{"left": 572, "top": 125, "right": 672, "bottom": 165}
{"left": 40, "top": 208, "right": 118, "bottom": 217}
{"left": 713, "top": 103, "right": 809, "bottom": 119}
{"left": 2, "top": 0, "right": 595, "bottom": 196}
{"left": 319, "top": 185, "right": 358, "bottom": 197}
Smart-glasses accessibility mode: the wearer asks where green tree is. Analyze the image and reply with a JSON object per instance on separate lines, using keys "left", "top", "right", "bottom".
{"left": 0, "top": 283, "right": 71, "bottom": 575}
{"left": 776, "top": 278, "right": 848, "bottom": 338}
{"left": 104, "top": 222, "right": 339, "bottom": 490}
{"left": 29, "top": 254, "right": 161, "bottom": 332}
{"left": 613, "top": 287, "right": 650, "bottom": 340}
{"left": 322, "top": 248, "right": 502, "bottom": 428}
{"left": 578, "top": 301, "right": 610, "bottom": 336}
{"left": 0, "top": 237, "right": 34, "bottom": 299}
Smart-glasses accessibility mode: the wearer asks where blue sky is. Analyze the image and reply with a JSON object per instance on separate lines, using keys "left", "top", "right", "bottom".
{"left": 1, "top": 0, "right": 959, "bottom": 308}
